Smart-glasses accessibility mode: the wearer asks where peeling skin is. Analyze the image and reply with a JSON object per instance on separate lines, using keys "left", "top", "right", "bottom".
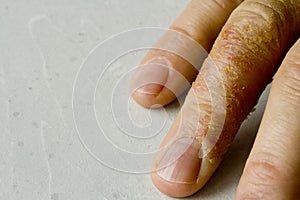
{"left": 153, "top": 0, "right": 300, "bottom": 196}
{"left": 206, "top": 0, "right": 300, "bottom": 163}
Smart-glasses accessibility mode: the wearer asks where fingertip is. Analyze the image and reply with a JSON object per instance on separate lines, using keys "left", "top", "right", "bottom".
{"left": 130, "top": 86, "right": 176, "bottom": 108}
{"left": 151, "top": 171, "right": 201, "bottom": 198}
{"left": 130, "top": 89, "right": 161, "bottom": 108}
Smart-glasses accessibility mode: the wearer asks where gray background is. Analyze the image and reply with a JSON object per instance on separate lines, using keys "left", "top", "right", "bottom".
{"left": 0, "top": 0, "right": 270, "bottom": 199}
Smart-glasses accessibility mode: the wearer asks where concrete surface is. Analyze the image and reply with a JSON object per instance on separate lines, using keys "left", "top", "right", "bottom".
{"left": 0, "top": 0, "right": 270, "bottom": 199}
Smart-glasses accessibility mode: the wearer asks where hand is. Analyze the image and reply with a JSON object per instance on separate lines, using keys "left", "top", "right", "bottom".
{"left": 130, "top": 0, "right": 300, "bottom": 198}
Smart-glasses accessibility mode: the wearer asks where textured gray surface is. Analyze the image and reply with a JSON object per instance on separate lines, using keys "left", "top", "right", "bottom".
{"left": 0, "top": 0, "right": 270, "bottom": 199}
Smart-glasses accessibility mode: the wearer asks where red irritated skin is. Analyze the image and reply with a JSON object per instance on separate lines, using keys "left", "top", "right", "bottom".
{"left": 150, "top": 0, "right": 300, "bottom": 198}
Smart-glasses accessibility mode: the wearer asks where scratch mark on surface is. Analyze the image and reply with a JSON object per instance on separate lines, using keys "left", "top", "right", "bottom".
{"left": 9, "top": 141, "right": 14, "bottom": 200}
{"left": 28, "top": 16, "right": 69, "bottom": 129}
{"left": 40, "top": 121, "right": 52, "bottom": 200}
{"left": 0, "top": 62, "right": 14, "bottom": 200}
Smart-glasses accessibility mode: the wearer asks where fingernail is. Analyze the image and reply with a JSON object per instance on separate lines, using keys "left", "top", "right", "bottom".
{"left": 156, "top": 137, "right": 202, "bottom": 184}
{"left": 130, "top": 57, "right": 170, "bottom": 95}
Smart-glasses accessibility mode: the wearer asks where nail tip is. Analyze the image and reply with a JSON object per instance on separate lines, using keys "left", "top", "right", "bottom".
{"left": 134, "top": 87, "right": 161, "bottom": 96}
{"left": 156, "top": 170, "right": 199, "bottom": 184}
{"left": 155, "top": 137, "right": 202, "bottom": 185}
{"left": 130, "top": 56, "right": 171, "bottom": 97}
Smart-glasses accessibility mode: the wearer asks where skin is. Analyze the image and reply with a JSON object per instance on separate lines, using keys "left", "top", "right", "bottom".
{"left": 130, "top": 0, "right": 300, "bottom": 199}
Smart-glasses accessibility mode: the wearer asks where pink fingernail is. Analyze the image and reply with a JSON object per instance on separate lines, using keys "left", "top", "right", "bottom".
{"left": 156, "top": 137, "right": 202, "bottom": 184}
{"left": 130, "top": 57, "right": 171, "bottom": 95}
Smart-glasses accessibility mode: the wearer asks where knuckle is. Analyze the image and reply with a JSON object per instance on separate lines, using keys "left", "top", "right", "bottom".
{"left": 241, "top": 159, "right": 285, "bottom": 197}
{"left": 274, "top": 58, "right": 300, "bottom": 101}
{"left": 284, "top": 41, "right": 300, "bottom": 68}
{"left": 245, "top": 160, "right": 283, "bottom": 183}
{"left": 241, "top": 2, "right": 283, "bottom": 43}
{"left": 245, "top": 0, "right": 296, "bottom": 24}
{"left": 245, "top": 1, "right": 281, "bottom": 20}
{"left": 225, "top": 0, "right": 296, "bottom": 56}
{"left": 217, "top": 1, "right": 290, "bottom": 67}
{"left": 210, "top": 0, "right": 227, "bottom": 10}
{"left": 170, "top": 25, "right": 196, "bottom": 42}
{"left": 210, "top": 0, "right": 240, "bottom": 10}
{"left": 239, "top": 158, "right": 295, "bottom": 199}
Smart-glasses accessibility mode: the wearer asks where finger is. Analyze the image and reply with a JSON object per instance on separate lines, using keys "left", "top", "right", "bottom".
{"left": 151, "top": 0, "right": 300, "bottom": 197}
{"left": 130, "top": 0, "right": 243, "bottom": 108}
{"left": 235, "top": 38, "right": 300, "bottom": 199}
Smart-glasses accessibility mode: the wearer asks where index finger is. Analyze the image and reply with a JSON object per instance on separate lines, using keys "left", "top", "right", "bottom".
{"left": 130, "top": 0, "right": 243, "bottom": 108}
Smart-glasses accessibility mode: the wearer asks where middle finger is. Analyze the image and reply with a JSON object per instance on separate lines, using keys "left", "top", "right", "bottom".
{"left": 151, "top": 0, "right": 300, "bottom": 197}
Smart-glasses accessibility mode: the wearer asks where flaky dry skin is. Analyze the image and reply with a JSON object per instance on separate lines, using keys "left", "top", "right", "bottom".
{"left": 207, "top": 0, "right": 300, "bottom": 168}
{"left": 152, "top": 0, "right": 300, "bottom": 197}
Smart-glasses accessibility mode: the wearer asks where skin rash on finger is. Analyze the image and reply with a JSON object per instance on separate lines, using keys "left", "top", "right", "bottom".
{"left": 204, "top": 0, "right": 300, "bottom": 164}
{"left": 152, "top": 0, "right": 300, "bottom": 197}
